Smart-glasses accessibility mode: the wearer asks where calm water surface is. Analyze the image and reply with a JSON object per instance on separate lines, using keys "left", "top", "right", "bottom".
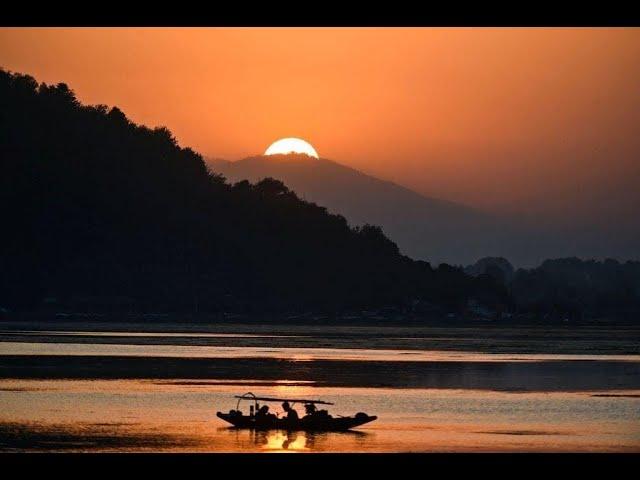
{"left": 0, "top": 323, "right": 638, "bottom": 452}
{"left": 0, "top": 380, "right": 638, "bottom": 452}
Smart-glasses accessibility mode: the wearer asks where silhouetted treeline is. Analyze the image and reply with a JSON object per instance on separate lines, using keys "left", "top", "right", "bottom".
{"left": 466, "top": 257, "right": 640, "bottom": 320}
{"left": 0, "top": 69, "right": 508, "bottom": 316}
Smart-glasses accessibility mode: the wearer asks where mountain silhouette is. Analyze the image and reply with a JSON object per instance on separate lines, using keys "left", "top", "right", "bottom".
{"left": 208, "top": 155, "right": 539, "bottom": 266}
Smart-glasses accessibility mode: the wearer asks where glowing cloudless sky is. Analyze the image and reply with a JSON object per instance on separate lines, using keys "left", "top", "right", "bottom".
{"left": 1, "top": 27, "right": 639, "bottom": 233}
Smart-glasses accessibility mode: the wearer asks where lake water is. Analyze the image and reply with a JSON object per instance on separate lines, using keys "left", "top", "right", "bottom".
{"left": 0, "top": 322, "right": 639, "bottom": 452}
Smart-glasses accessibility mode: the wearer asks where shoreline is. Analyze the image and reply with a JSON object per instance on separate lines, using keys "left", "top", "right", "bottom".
{"left": 2, "top": 313, "right": 638, "bottom": 328}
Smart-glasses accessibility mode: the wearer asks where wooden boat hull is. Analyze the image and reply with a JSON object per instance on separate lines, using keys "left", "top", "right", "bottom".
{"left": 216, "top": 411, "right": 377, "bottom": 431}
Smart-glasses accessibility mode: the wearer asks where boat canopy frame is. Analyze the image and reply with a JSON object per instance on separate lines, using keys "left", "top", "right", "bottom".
{"left": 234, "top": 392, "right": 334, "bottom": 411}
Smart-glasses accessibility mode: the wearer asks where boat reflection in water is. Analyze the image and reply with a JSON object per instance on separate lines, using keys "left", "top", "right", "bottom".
{"left": 256, "top": 430, "right": 308, "bottom": 451}
{"left": 219, "top": 427, "right": 371, "bottom": 452}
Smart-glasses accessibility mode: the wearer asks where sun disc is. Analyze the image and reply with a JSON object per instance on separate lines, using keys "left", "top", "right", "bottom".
{"left": 265, "top": 138, "right": 319, "bottom": 158}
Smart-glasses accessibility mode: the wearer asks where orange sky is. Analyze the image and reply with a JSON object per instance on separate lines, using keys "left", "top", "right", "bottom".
{"left": 1, "top": 27, "right": 639, "bottom": 228}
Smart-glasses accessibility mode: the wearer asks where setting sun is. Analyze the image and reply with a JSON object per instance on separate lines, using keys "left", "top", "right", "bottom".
{"left": 265, "top": 138, "right": 319, "bottom": 158}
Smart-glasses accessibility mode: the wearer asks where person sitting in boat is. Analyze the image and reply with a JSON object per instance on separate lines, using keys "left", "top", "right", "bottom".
{"left": 304, "top": 402, "right": 317, "bottom": 417}
{"left": 255, "top": 404, "right": 271, "bottom": 419}
{"left": 304, "top": 402, "right": 332, "bottom": 420}
{"left": 281, "top": 401, "right": 299, "bottom": 421}
{"left": 317, "top": 408, "right": 332, "bottom": 419}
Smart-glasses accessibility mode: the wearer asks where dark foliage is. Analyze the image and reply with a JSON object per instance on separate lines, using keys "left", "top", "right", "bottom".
{"left": 510, "top": 257, "right": 640, "bottom": 319}
{"left": 0, "top": 69, "right": 504, "bottom": 315}
{"left": 467, "top": 256, "right": 640, "bottom": 319}
{"left": 465, "top": 257, "right": 515, "bottom": 285}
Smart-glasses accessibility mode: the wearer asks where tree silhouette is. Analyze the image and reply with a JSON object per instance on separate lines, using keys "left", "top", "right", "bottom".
{"left": 0, "top": 68, "right": 505, "bottom": 316}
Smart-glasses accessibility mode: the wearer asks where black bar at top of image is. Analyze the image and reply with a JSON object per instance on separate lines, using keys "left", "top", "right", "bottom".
{"left": 2, "top": 3, "right": 640, "bottom": 27}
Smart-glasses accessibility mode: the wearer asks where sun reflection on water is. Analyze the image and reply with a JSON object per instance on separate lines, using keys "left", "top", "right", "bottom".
{"left": 220, "top": 428, "right": 372, "bottom": 453}
{"left": 258, "top": 430, "right": 308, "bottom": 452}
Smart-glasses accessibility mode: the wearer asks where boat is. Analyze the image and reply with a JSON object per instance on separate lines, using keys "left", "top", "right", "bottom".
{"left": 216, "top": 392, "right": 377, "bottom": 431}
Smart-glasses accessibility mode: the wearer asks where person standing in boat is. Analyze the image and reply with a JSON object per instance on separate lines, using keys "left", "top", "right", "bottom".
{"left": 282, "top": 401, "right": 299, "bottom": 421}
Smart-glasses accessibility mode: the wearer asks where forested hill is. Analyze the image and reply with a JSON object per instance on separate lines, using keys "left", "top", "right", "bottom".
{"left": 0, "top": 69, "right": 506, "bottom": 314}
{"left": 210, "top": 155, "right": 521, "bottom": 267}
